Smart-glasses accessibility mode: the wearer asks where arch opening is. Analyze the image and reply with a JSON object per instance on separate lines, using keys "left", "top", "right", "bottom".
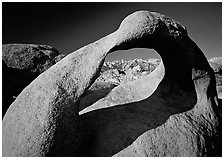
{"left": 79, "top": 48, "right": 162, "bottom": 112}
{"left": 105, "top": 48, "right": 161, "bottom": 62}
{"left": 2, "top": 10, "right": 219, "bottom": 157}
{"left": 78, "top": 45, "right": 198, "bottom": 157}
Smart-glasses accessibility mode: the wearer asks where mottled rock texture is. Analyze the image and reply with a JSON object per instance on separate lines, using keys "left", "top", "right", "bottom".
{"left": 2, "top": 44, "right": 65, "bottom": 117}
{"left": 209, "top": 57, "right": 222, "bottom": 99}
{"left": 2, "top": 44, "right": 63, "bottom": 73}
{"left": 80, "top": 57, "right": 221, "bottom": 111}
{"left": 100, "top": 58, "right": 160, "bottom": 84}
{"left": 79, "top": 58, "right": 160, "bottom": 111}
{"left": 3, "top": 11, "right": 221, "bottom": 157}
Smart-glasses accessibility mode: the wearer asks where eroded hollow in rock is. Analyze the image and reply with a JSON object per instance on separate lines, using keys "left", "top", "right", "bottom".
{"left": 78, "top": 45, "right": 198, "bottom": 156}
{"left": 79, "top": 48, "right": 162, "bottom": 112}
{"left": 77, "top": 12, "right": 216, "bottom": 157}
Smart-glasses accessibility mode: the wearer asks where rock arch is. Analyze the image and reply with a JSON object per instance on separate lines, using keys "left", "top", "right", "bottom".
{"left": 2, "top": 11, "right": 220, "bottom": 156}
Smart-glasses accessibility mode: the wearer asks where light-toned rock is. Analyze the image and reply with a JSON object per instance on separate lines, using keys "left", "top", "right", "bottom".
{"left": 79, "top": 81, "right": 118, "bottom": 111}
{"left": 3, "top": 34, "right": 117, "bottom": 156}
{"left": 79, "top": 11, "right": 220, "bottom": 157}
{"left": 3, "top": 11, "right": 221, "bottom": 157}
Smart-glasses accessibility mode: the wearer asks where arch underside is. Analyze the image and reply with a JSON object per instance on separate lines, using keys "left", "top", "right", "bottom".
{"left": 75, "top": 11, "right": 219, "bottom": 156}
{"left": 77, "top": 36, "right": 198, "bottom": 157}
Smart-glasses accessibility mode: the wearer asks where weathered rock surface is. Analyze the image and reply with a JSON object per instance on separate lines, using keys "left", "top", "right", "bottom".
{"left": 99, "top": 58, "right": 160, "bottom": 83}
{"left": 2, "top": 44, "right": 64, "bottom": 73}
{"left": 3, "top": 11, "right": 221, "bottom": 157}
{"left": 209, "top": 57, "right": 222, "bottom": 99}
{"left": 80, "top": 57, "right": 221, "bottom": 111}
{"left": 79, "top": 11, "right": 221, "bottom": 156}
{"left": 79, "top": 81, "right": 118, "bottom": 111}
{"left": 2, "top": 44, "right": 66, "bottom": 117}
{"left": 79, "top": 58, "right": 160, "bottom": 111}
{"left": 2, "top": 33, "right": 116, "bottom": 156}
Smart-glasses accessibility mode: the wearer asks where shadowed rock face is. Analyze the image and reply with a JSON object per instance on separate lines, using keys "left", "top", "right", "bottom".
{"left": 2, "top": 11, "right": 221, "bottom": 157}
{"left": 2, "top": 44, "right": 66, "bottom": 118}
{"left": 2, "top": 44, "right": 63, "bottom": 73}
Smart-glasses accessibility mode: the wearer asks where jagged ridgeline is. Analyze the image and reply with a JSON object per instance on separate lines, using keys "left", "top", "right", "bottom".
{"left": 99, "top": 58, "right": 161, "bottom": 83}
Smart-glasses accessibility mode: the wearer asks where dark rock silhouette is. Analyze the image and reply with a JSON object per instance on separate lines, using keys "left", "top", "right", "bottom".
{"left": 2, "top": 44, "right": 66, "bottom": 117}
{"left": 2, "top": 11, "right": 221, "bottom": 157}
{"left": 2, "top": 44, "right": 63, "bottom": 73}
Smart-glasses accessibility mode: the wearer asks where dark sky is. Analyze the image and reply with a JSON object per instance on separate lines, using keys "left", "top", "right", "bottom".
{"left": 2, "top": 2, "right": 222, "bottom": 61}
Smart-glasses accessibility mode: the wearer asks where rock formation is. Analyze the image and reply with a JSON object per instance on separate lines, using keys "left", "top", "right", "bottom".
{"left": 79, "top": 81, "right": 118, "bottom": 111}
{"left": 2, "top": 44, "right": 65, "bottom": 117}
{"left": 2, "top": 44, "right": 64, "bottom": 73}
{"left": 79, "top": 58, "right": 160, "bottom": 111}
{"left": 209, "top": 57, "right": 222, "bottom": 99}
{"left": 3, "top": 11, "right": 221, "bottom": 157}
{"left": 80, "top": 57, "right": 221, "bottom": 112}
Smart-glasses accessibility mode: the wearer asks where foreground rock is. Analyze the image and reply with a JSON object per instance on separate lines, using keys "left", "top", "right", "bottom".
{"left": 3, "top": 11, "right": 221, "bottom": 157}
{"left": 2, "top": 32, "right": 116, "bottom": 156}
{"left": 79, "top": 81, "right": 118, "bottom": 111}
{"left": 79, "top": 11, "right": 221, "bottom": 156}
{"left": 2, "top": 44, "right": 65, "bottom": 117}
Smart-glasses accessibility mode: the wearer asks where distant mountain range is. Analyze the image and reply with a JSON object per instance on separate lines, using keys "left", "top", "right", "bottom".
{"left": 95, "top": 57, "right": 222, "bottom": 98}
{"left": 102, "top": 58, "right": 161, "bottom": 72}
{"left": 208, "top": 57, "right": 222, "bottom": 65}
